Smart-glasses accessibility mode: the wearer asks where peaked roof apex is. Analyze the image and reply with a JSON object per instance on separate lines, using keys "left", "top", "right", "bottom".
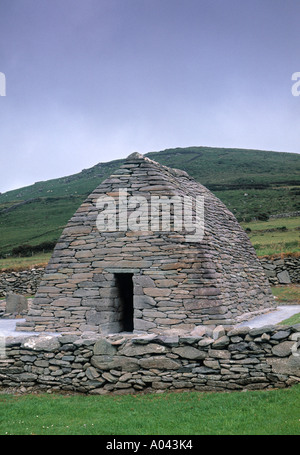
{"left": 126, "top": 152, "right": 144, "bottom": 160}
{"left": 125, "top": 151, "right": 191, "bottom": 179}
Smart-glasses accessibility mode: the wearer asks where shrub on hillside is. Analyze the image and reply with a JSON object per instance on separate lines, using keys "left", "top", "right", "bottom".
{"left": 12, "top": 241, "right": 56, "bottom": 257}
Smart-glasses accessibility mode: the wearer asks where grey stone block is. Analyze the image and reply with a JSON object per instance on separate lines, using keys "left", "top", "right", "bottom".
{"left": 6, "top": 293, "right": 28, "bottom": 314}
{"left": 277, "top": 270, "right": 291, "bottom": 284}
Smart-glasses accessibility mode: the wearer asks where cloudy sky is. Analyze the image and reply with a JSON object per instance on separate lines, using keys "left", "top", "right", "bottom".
{"left": 0, "top": 0, "right": 300, "bottom": 193}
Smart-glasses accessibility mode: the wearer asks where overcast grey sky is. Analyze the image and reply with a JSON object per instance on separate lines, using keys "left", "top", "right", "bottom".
{"left": 0, "top": 0, "right": 300, "bottom": 193}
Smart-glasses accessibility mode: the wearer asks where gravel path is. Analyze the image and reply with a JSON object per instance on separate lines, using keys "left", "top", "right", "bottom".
{"left": 238, "top": 305, "right": 300, "bottom": 328}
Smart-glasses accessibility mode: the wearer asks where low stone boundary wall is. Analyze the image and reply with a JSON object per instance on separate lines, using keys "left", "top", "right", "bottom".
{"left": 0, "top": 268, "right": 44, "bottom": 298}
{"left": 260, "top": 256, "right": 299, "bottom": 285}
{"left": 0, "top": 324, "right": 299, "bottom": 394}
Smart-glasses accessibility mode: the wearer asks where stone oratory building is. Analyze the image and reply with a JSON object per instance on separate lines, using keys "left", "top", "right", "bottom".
{"left": 18, "top": 153, "right": 273, "bottom": 335}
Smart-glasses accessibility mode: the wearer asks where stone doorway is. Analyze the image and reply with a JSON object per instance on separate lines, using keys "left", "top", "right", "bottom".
{"left": 115, "top": 273, "right": 134, "bottom": 332}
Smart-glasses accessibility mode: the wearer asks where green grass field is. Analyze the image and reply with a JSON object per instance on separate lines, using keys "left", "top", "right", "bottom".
{"left": 241, "top": 216, "right": 300, "bottom": 256}
{"left": 0, "top": 196, "right": 82, "bottom": 255}
{"left": 281, "top": 312, "right": 300, "bottom": 325}
{"left": 0, "top": 252, "right": 51, "bottom": 271}
{"left": 272, "top": 284, "right": 300, "bottom": 304}
{"left": 0, "top": 385, "right": 299, "bottom": 435}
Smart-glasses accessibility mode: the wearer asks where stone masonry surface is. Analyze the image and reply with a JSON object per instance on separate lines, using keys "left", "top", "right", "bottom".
{"left": 15, "top": 154, "right": 274, "bottom": 334}
{"left": 0, "top": 268, "right": 44, "bottom": 298}
{"left": 259, "top": 255, "right": 299, "bottom": 285}
{"left": 0, "top": 324, "right": 299, "bottom": 394}
{"left": 1, "top": 254, "right": 298, "bottom": 299}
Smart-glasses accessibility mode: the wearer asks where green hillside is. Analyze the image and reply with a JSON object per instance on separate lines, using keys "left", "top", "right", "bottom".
{"left": 0, "top": 146, "right": 299, "bottom": 257}
{"left": 148, "top": 147, "right": 300, "bottom": 187}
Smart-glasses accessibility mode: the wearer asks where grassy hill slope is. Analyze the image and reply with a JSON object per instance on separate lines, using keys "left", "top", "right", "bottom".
{"left": 148, "top": 147, "right": 300, "bottom": 187}
{"left": 0, "top": 146, "right": 299, "bottom": 256}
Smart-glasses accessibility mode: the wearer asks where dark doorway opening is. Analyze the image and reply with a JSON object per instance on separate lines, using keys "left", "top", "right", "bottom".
{"left": 115, "top": 273, "right": 134, "bottom": 332}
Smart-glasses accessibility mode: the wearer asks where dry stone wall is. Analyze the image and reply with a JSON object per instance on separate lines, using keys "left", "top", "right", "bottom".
{"left": 260, "top": 256, "right": 299, "bottom": 285}
{"left": 0, "top": 255, "right": 298, "bottom": 300}
{"left": 0, "top": 268, "right": 44, "bottom": 298}
{"left": 1, "top": 324, "right": 299, "bottom": 394}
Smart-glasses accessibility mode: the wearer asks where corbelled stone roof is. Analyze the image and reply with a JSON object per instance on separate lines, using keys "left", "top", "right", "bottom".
{"left": 18, "top": 153, "right": 273, "bottom": 335}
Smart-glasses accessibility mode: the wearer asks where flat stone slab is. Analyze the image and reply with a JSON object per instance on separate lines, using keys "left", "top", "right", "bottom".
{"left": 5, "top": 294, "right": 28, "bottom": 313}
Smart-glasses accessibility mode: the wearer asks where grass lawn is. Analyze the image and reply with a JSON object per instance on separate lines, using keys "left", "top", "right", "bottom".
{"left": 0, "top": 252, "right": 51, "bottom": 271}
{"left": 272, "top": 285, "right": 300, "bottom": 304}
{"left": 0, "top": 386, "right": 299, "bottom": 435}
{"left": 281, "top": 313, "right": 300, "bottom": 325}
{"left": 241, "top": 216, "right": 300, "bottom": 256}
{"left": 242, "top": 217, "right": 300, "bottom": 232}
